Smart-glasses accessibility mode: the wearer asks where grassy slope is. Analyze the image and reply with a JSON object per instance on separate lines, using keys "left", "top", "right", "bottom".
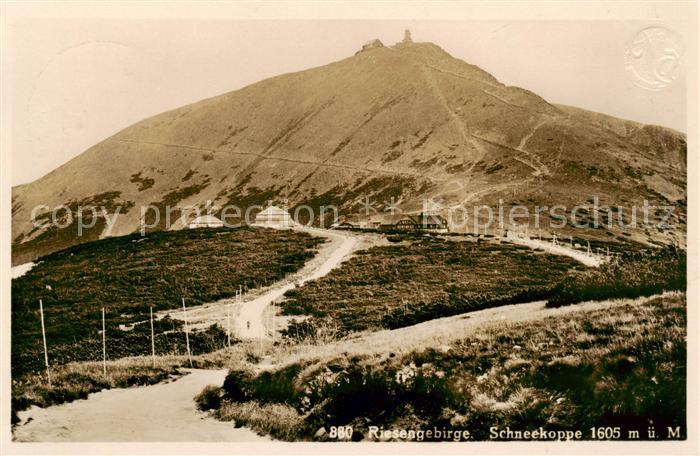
{"left": 281, "top": 237, "right": 585, "bottom": 334}
{"left": 12, "top": 227, "right": 323, "bottom": 375}
{"left": 214, "top": 292, "right": 686, "bottom": 441}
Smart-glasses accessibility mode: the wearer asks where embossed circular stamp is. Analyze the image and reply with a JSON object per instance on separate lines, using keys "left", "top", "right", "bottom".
{"left": 624, "top": 26, "right": 684, "bottom": 90}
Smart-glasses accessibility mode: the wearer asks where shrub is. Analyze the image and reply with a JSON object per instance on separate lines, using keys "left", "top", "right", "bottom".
{"left": 547, "top": 246, "right": 685, "bottom": 307}
{"left": 308, "top": 365, "right": 396, "bottom": 425}
{"left": 195, "top": 385, "right": 223, "bottom": 411}
{"left": 281, "top": 319, "right": 318, "bottom": 342}
{"left": 222, "top": 369, "right": 257, "bottom": 402}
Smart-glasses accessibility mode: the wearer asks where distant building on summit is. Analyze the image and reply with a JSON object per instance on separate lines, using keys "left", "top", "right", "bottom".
{"left": 254, "top": 205, "right": 295, "bottom": 228}
{"left": 188, "top": 215, "right": 224, "bottom": 229}
{"left": 403, "top": 29, "right": 413, "bottom": 43}
{"left": 357, "top": 38, "right": 385, "bottom": 54}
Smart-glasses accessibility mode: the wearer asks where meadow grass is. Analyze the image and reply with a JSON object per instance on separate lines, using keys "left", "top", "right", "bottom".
{"left": 281, "top": 237, "right": 585, "bottom": 336}
{"left": 210, "top": 292, "right": 686, "bottom": 441}
{"left": 12, "top": 226, "right": 323, "bottom": 375}
{"left": 215, "top": 401, "right": 306, "bottom": 441}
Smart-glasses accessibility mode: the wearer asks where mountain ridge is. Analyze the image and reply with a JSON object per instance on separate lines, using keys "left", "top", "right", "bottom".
{"left": 11, "top": 37, "right": 686, "bottom": 264}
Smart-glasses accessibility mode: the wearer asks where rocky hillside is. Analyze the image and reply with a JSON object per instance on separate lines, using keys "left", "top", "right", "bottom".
{"left": 11, "top": 36, "right": 686, "bottom": 264}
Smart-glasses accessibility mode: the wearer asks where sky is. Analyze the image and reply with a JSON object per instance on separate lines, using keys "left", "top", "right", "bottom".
{"left": 4, "top": 18, "right": 690, "bottom": 185}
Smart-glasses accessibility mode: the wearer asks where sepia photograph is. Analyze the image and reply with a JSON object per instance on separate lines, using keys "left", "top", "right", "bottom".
{"left": 1, "top": 1, "right": 697, "bottom": 454}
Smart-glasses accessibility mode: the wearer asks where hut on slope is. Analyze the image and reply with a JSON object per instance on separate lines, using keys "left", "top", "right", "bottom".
{"left": 254, "top": 206, "right": 295, "bottom": 228}
{"left": 188, "top": 215, "right": 224, "bottom": 229}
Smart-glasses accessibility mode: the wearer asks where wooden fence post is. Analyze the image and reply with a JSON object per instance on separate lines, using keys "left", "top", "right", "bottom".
{"left": 226, "top": 299, "right": 231, "bottom": 350}
{"left": 39, "top": 299, "right": 51, "bottom": 386}
{"left": 182, "top": 298, "right": 192, "bottom": 367}
{"left": 150, "top": 306, "right": 156, "bottom": 368}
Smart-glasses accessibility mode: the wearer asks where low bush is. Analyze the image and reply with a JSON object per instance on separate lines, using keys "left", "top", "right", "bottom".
{"left": 547, "top": 246, "right": 685, "bottom": 307}
{"left": 222, "top": 369, "right": 257, "bottom": 402}
{"left": 223, "top": 364, "right": 301, "bottom": 405}
{"left": 195, "top": 385, "right": 223, "bottom": 411}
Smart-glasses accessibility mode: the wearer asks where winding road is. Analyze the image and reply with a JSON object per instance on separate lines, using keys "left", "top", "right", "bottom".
{"left": 13, "top": 369, "right": 265, "bottom": 442}
{"left": 235, "top": 227, "right": 359, "bottom": 339}
{"left": 157, "top": 227, "right": 360, "bottom": 338}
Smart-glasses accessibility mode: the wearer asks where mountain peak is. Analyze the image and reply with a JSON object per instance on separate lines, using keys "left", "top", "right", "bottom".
{"left": 10, "top": 32, "right": 687, "bottom": 263}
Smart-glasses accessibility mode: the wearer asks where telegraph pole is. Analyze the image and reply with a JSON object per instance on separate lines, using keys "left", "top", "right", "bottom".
{"left": 272, "top": 301, "right": 276, "bottom": 344}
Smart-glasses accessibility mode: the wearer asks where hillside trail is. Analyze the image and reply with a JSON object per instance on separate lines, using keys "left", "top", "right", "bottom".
{"left": 117, "top": 138, "right": 444, "bottom": 184}
{"left": 420, "top": 65, "right": 487, "bottom": 168}
{"left": 235, "top": 227, "right": 359, "bottom": 339}
{"left": 513, "top": 118, "right": 551, "bottom": 176}
{"left": 161, "top": 227, "right": 360, "bottom": 339}
{"left": 10, "top": 229, "right": 618, "bottom": 443}
{"left": 505, "top": 234, "right": 605, "bottom": 267}
{"left": 11, "top": 262, "right": 35, "bottom": 279}
{"left": 13, "top": 369, "right": 265, "bottom": 442}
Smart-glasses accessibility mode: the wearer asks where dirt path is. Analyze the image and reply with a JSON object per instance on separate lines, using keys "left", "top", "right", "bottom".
{"left": 117, "top": 138, "right": 444, "bottom": 183}
{"left": 505, "top": 234, "right": 605, "bottom": 267}
{"left": 161, "top": 228, "right": 360, "bottom": 339}
{"left": 513, "top": 118, "right": 551, "bottom": 176}
{"left": 12, "top": 369, "right": 265, "bottom": 442}
{"left": 421, "top": 65, "right": 487, "bottom": 166}
{"left": 235, "top": 228, "right": 358, "bottom": 339}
